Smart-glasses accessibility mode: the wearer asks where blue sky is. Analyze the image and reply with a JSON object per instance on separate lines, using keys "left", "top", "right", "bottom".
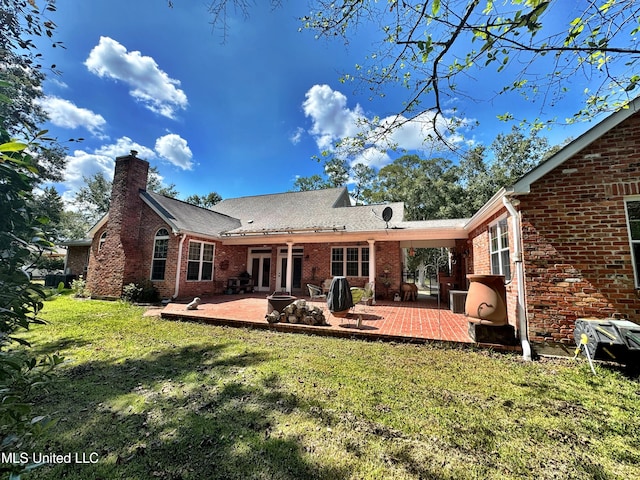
{"left": 35, "top": 0, "right": 613, "bottom": 204}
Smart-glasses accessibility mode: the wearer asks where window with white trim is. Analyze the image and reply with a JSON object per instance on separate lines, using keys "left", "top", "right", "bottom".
{"left": 98, "top": 231, "right": 107, "bottom": 251}
{"left": 187, "top": 241, "right": 214, "bottom": 281}
{"left": 489, "top": 218, "right": 511, "bottom": 281}
{"left": 625, "top": 199, "right": 640, "bottom": 287}
{"left": 151, "top": 228, "right": 169, "bottom": 281}
{"left": 331, "top": 246, "right": 369, "bottom": 277}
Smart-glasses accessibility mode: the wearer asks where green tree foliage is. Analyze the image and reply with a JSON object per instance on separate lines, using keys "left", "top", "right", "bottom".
{"left": 292, "top": 174, "right": 327, "bottom": 192}
{"left": 0, "top": 0, "right": 66, "bottom": 181}
{"left": 0, "top": 134, "right": 63, "bottom": 478}
{"left": 74, "top": 166, "right": 180, "bottom": 225}
{"left": 454, "top": 126, "right": 555, "bottom": 215}
{"left": 300, "top": 0, "right": 640, "bottom": 135}
{"left": 360, "top": 127, "right": 554, "bottom": 219}
{"left": 58, "top": 210, "right": 91, "bottom": 241}
{"left": 370, "top": 154, "right": 464, "bottom": 220}
{"left": 148, "top": 165, "right": 178, "bottom": 198}
{"left": 30, "top": 185, "right": 64, "bottom": 240}
{"left": 0, "top": 3, "right": 66, "bottom": 473}
{"left": 184, "top": 191, "right": 223, "bottom": 208}
{"left": 292, "top": 158, "right": 376, "bottom": 205}
{"left": 74, "top": 171, "right": 112, "bottom": 224}
{"left": 324, "top": 157, "right": 350, "bottom": 187}
{"left": 351, "top": 162, "right": 377, "bottom": 205}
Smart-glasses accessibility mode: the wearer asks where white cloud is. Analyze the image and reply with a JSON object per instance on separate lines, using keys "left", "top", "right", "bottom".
{"left": 95, "top": 136, "right": 156, "bottom": 161}
{"left": 289, "top": 127, "right": 304, "bottom": 145}
{"left": 350, "top": 148, "right": 391, "bottom": 169}
{"left": 48, "top": 78, "right": 69, "bottom": 90}
{"left": 302, "top": 84, "right": 364, "bottom": 151}
{"left": 61, "top": 137, "right": 156, "bottom": 204}
{"left": 36, "top": 96, "right": 107, "bottom": 136}
{"left": 301, "top": 84, "right": 474, "bottom": 168}
{"left": 154, "top": 133, "right": 193, "bottom": 170}
{"left": 84, "top": 36, "right": 188, "bottom": 119}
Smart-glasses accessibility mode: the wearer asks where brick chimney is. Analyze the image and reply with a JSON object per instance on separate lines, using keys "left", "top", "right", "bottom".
{"left": 86, "top": 151, "right": 149, "bottom": 298}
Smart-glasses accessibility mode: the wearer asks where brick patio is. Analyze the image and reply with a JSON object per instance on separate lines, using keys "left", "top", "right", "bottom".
{"left": 159, "top": 293, "right": 521, "bottom": 351}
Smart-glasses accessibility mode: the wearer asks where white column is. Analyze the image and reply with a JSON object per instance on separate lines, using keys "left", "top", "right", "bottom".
{"left": 367, "top": 239, "right": 376, "bottom": 304}
{"left": 286, "top": 241, "right": 293, "bottom": 294}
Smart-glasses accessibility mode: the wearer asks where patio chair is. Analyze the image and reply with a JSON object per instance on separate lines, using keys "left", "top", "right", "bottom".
{"left": 362, "top": 281, "right": 375, "bottom": 306}
{"left": 307, "top": 283, "right": 326, "bottom": 301}
{"left": 351, "top": 283, "right": 374, "bottom": 315}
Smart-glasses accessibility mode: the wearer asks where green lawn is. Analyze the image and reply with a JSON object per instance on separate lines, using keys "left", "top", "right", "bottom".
{"left": 16, "top": 293, "right": 640, "bottom": 479}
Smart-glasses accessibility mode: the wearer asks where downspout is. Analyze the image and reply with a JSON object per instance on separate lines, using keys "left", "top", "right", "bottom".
{"left": 173, "top": 233, "right": 187, "bottom": 300}
{"left": 502, "top": 196, "right": 532, "bottom": 361}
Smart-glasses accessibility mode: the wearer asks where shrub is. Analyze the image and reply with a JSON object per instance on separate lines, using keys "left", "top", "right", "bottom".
{"left": 70, "top": 275, "right": 89, "bottom": 298}
{"left": 122, "top": 280, "right": 159, "bottom": 304}
{"left": 121, "top": 283, "right": 143, "bottom": 303}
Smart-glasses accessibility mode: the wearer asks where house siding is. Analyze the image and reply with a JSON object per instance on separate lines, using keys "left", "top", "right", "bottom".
{"left": 518, "top": 113, "right": 640, "bottom": 347}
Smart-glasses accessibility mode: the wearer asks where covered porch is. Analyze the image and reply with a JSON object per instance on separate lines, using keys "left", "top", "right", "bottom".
{"left": 159, "top": 292, "right": 521, "bottom": 350}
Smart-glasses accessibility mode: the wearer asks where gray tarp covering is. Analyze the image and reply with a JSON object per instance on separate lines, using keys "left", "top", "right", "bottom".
{"left": 326, "top": 276, "right": 353, "bottom": 312}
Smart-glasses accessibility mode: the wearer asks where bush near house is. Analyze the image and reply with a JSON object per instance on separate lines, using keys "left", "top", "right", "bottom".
{"left": 17, "top": 295, "right": 640, "bottom": 480}
{"left": 121, "top": 280, "right": 160, "bottom": 304}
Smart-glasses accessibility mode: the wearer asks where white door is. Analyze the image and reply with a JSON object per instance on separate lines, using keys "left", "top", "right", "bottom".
{"left": 249, "top": 250, "right": 272, "bottom": 292}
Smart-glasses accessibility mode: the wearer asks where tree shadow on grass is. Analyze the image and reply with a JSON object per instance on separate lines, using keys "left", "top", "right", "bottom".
{"left": 27, "top": 343, "right": 350, "bottom": 480}
{"left": 24, "top": 336, "right": 92, "bottom": 357}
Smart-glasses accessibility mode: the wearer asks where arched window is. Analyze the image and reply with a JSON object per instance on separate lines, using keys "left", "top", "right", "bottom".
{"left": 98, "top": 231, "right": 107, "bottom": 251}
{"left": 151, "top": 228, "right": 170, "bottom": 281}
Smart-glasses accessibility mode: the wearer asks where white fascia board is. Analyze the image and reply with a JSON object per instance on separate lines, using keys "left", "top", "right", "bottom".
{"left": 87, "top": 214, "right": 108, "bottom": 238}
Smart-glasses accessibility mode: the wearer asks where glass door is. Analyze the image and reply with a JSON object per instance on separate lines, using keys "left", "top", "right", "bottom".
{"left": 277, "top": 248, "right": 304, "bottom": 291}
{"left": 249, "top": 249, "right": 272, "bottom": 292}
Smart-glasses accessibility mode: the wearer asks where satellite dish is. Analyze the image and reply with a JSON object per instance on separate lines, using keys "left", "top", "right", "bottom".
{"left": 382, "top": 206, "right": 393, "bottom": 223}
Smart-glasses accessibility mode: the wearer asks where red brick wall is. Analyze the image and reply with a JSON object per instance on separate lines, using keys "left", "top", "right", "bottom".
{"left": 178, "top": 240, "right": 403, "bottom": 299}
{"left": 300, "top": 241, "right": 403, "bottom": 293}
{"left": 467, "top": 208, "right": 520, "bottom": 330}
{"left": 300, "top": 242, "right": 365, "bottom": 288}
{"left": 519, "top": 113, "right": 640, "bottom": 346}
{"left": 65, "top": 246, "right": 89, "bottom": 276}
{"left": 86, "top": 154, "right": 149, "bottom": 298}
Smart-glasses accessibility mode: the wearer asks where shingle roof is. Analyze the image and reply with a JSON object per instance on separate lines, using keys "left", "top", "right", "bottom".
{"left": 140, "top": 188, "right": 466, "bottom": 240}
{"left": 141, "top": 191, "right": 241, "bottom": 238}
{"left": 211, "top": 187, "right": 406, "bottom": 235}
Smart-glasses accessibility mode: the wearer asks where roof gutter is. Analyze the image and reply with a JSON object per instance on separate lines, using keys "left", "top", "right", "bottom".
{"left": 502, "top": 195, "right": 532, "bottom": 361}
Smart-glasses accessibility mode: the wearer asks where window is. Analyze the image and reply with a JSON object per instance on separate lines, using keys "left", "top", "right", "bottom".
{"left": 489, "top": 218, "right": 511, "bottom": 281}
{"left": 187, "top": 241, "right": 214, "bottom": 281}
{"left": 151, "top": 228, "right": 169, "bottom": 281}
{"left": 98, "top": 231, "right": 107, "bottom": 251}
{"left": 626, "top": 199, "right": 640, "bottom": 287}
{"left": 331, "top": 246, "right": 369, "bottom": 277}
